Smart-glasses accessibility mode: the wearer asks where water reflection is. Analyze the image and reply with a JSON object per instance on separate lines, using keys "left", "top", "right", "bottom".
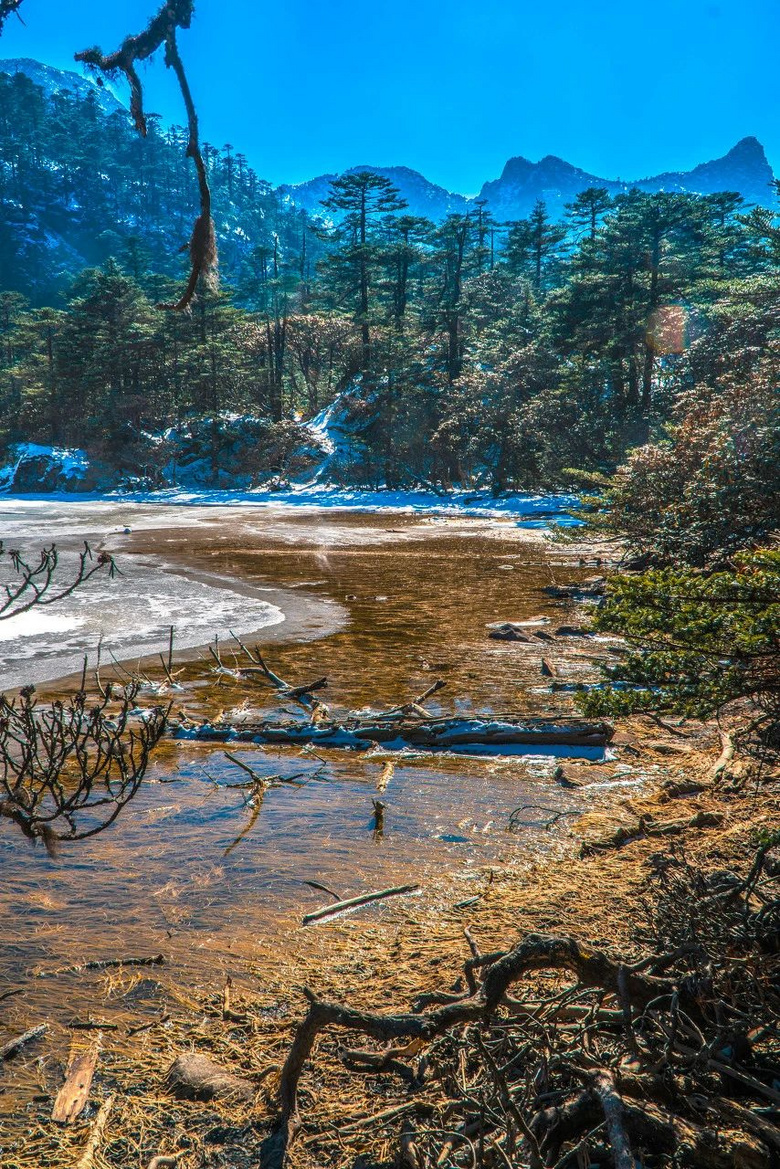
{"left": 0, "top": 506, "right": 618, "bottom": 999}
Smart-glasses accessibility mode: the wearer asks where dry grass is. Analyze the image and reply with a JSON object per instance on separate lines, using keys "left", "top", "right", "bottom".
{"left": 2, "top": 716, "right": 776, "bottom": 1168}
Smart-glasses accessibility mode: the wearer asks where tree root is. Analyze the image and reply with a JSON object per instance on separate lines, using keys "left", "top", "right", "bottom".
{"left": 261, "top": 888, "right": 780, "bottom": 1169}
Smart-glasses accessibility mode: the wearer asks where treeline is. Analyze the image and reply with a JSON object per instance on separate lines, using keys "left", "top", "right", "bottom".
{"left": 2, "top": 68, "right": 780, "bottom": 499}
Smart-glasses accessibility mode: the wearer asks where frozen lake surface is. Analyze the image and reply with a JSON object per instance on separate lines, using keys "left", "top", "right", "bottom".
{"left": 0, "top": 499, "right": 299, "bottom": 689}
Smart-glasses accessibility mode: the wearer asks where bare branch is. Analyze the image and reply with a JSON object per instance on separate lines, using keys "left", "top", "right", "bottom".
{"left": 75, "top": 1, "right": 216, "bottom": 312}
{"left": 0, "top": 684, "right": 168, "bottom": 854}
{"left": 0, "top": 541, "right": 116, "bottom": 622}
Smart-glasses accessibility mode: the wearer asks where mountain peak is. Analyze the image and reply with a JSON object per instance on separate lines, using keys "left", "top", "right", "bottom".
{"left": 725, "top": 135, "right": 768, "bottom": 162}
{"left": 280, "top": 163, "right": 470, "bottom": 220}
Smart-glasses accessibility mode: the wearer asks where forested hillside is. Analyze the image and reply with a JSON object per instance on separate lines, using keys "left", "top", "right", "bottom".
{"left": 2, "top": 63, "right": 780, "bottom": 497}
{"left": 0, "top": 67, "right": 312, "bottom": 305}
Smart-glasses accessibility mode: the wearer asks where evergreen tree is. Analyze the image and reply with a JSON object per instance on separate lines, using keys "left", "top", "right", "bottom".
{"left": 506, "top": 200, "right": 566, "bottom": 292}
{"left": 320, "top": 171, "right": 407, "bottom": 378}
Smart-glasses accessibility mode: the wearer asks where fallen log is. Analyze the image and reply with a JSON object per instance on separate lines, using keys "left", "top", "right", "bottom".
{"left": 303, "top": 883, "right": 421, "bottom": 925}
{"left": 0, "top": 1022, "right": 47, "bottom": 1060}
{"left": 174, "top": 716, "right": 613, "bottom": 754}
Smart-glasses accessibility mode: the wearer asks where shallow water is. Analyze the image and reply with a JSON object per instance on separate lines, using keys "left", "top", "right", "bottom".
{"left": 0, "top": 503, "right": 625, "bottom": 1035}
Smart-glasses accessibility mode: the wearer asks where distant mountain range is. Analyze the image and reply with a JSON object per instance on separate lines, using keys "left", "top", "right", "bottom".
{"left": 2, "top": 57, "right": 777, "bottom": 223}
{"left": 281, "top": 138, "right": 777, "bottom": 222}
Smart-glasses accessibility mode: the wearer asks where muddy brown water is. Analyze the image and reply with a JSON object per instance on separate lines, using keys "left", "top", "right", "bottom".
{"left": 0, "top": 506, "right": 642, "bottom": 1062}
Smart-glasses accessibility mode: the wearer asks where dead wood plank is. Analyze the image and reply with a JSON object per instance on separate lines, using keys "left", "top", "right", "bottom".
{"left": 0, "top": 1022, "right": 47, "bottom": 1060}
{"left": 303, "top": 883, "right": 421, "bottom": 926}
{"left": 52, "top": 1039, "right": 100, "bottom": 1124}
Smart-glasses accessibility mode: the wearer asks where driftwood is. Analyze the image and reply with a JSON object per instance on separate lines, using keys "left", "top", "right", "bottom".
{"left": 222, "top": 637, "right": 328, "bottom": 713}
{"left": 74, "top": 1093, "right": 114, "bottom": 1169}
{"left": 166, "top": 1053, "right": 255, "bottom": 1102}
{"left": 52, "top": 1039, "right": 100, "bottom": 1123}
{"left": 303, "top": 883, "right": 420, "bottom": 926}
{"left": 0, "top": 1022, "right": 47, "bottom": 1060}
{"left": 35, "top": 954, "right": 165, "bottom": 979}
{"left": 580, "top": 809, "right": 723, "bottom": 857}
{"left": 175, "top": 716, "right": 613, "bottom": 753}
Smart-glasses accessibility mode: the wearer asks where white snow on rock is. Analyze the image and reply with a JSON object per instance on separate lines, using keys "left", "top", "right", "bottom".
{"left": 0, "top": 392, "right": 581, "bottom": 524}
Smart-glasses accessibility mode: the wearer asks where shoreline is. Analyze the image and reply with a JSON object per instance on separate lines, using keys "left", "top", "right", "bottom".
{"left": 0, "top": 485, "right": 584, "bottom": 523}
{"left": 5, "top": 707, "right": 774, "bottom": 1169}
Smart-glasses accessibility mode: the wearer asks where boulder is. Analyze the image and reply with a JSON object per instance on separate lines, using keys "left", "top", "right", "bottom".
{"left": 166, "top": 1053, "right": 255, "bottom": 1102}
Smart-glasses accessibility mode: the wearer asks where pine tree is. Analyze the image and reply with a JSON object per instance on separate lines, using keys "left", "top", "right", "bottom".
{"left": 320, "top": 172, "right": 407, "bottom": 378}
{"left": 506, "top": 200, "right": 566, "bottom": 293}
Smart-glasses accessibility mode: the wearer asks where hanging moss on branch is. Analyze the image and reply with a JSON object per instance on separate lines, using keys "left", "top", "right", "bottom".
{"left": 75, "top": 1, "right": 216, "bottom": 312}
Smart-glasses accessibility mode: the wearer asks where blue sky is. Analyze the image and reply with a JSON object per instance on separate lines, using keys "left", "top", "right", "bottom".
{"left": 1, "top": 0, "right": 778, "bottom": 192}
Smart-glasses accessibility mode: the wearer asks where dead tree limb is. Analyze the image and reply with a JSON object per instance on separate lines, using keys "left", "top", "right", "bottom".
{"left": 265, "top": 835, "right": 780, "bottom": 1169}
{"left": 0, "top": 541, "right": 116, "bottom": 622}
{"left": 590, "top": 1071, "right": 634, "bottom": 1169}
{"left": 74, "top": 1093, "right": 114, "bottom": 1169}
{"left": 0, "top": 1022, "right": 47, "bottom": 1060}
{"left": 302, "top": 883, "right": 420, "bottom": 926}
{"left": 75, "top": 1, "right": 215, "bottom": 312}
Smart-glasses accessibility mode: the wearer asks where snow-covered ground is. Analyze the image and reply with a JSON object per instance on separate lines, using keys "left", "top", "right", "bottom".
{"left": 0, "top": 499, "right": 360, "bottom": 691}
{"left": 0, "top": 557, "right": 285, "bottom": 693}
{"left": 114, "top": 484, "right": 582, "bottom": 524}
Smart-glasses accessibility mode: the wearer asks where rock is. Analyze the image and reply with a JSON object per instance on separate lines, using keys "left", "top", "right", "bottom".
{"left": 555, "top": 625, "right": 591, "bottom": 638}
{"left": 166, "top": 1054, "right": 255, "bottom": 1102}
{"left": 543, "top": 578, "right": 606, "bottom": 600}
{"left": 645, "top": 740, "right": 693, "bottom": 756}
{"left": 488, "top": 624, "right": 533, "bottom": 642}
{"left": 552, "top": 764, "right": 582, "bottom": 788}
